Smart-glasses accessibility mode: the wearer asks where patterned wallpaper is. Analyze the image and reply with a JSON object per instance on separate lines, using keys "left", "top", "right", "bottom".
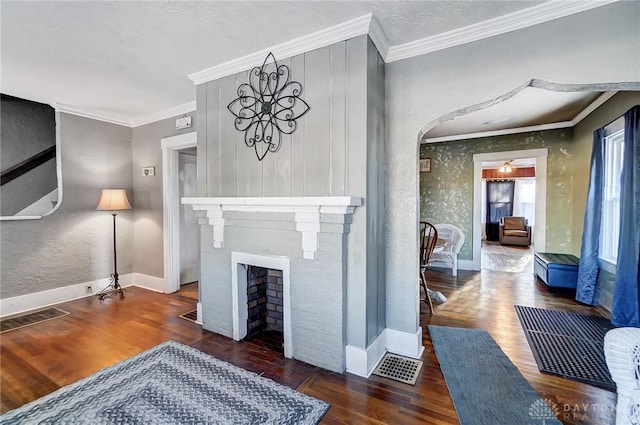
{"left": 419, "top": 128, "right": 574, "bottom": 260}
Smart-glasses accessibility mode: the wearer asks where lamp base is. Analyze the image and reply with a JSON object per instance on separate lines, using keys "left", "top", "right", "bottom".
{"left": 97, "top": 273, "right": 125, "bottom": 301}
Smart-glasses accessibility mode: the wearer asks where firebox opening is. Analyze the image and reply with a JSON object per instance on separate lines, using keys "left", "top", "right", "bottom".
{"left": 244, "top": 265, "right": 284, "bottom": 352}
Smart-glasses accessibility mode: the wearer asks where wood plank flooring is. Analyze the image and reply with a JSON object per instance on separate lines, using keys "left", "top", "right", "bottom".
{"left": 481, "top": 240, "right": 534, "bottom": 273}
{"left": 1, "top": 270, "right": 616, "bottom": 424}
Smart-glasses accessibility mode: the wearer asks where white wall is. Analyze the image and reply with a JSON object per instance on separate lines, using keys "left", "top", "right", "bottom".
{"left": 384, "top": 2, "right": 640, "bottom": 334}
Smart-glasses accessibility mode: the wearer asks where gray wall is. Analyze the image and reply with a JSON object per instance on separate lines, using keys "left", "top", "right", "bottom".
{"left": 1, "top": 95, "right": 57, "bottom": 215}
{"left": 131, "top": 113, "right": 196, "bottom": 277}
{"left": 385, "top": 2, "right": 640, "bottom": 335}
{"left": 196, "top": 35, "right": 386, "bottom": 351}
{"left": 0, "top": 113, "right": 133, "bottom": 298}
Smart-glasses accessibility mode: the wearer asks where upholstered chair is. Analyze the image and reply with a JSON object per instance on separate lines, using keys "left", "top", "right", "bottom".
{"left": 604, "top": 327, "right": 640, "bottom": 425}
{"left": 499, "top": 216, "right": 531, "bottom": 246}
{"left": 428, "top": 224, "right": 465, "bottom": 276}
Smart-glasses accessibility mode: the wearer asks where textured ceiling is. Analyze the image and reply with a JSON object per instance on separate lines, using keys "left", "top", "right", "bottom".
{"left": 424, "top": 87, "right": 604, "bottom": 140}
{"left": 1, "top": 1, "right": 551, "bottom": 125}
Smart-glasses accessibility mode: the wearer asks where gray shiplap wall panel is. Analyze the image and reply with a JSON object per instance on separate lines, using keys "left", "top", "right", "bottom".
{"left": 304, "top": 46, "right": 332, "bottom": 196}
{"left": 366, "top": 39, "right": 387, "bottom": 344}
{"left": 205, "top": 81, "right": 220, "bottom": 196}
{"left": 290, "top": 54, "right": 306, "bottom": 196}
{"left": 330, "top": 42, "right": 347, "bottom": 196}
{"left": 198, "top": 39, "right": 375, "bottom": 198}
{"left": 344, "top": 35, "right": 369, "bottom": 349}
{"left": 220, "top": 75, "right": 240, "bottom": 197}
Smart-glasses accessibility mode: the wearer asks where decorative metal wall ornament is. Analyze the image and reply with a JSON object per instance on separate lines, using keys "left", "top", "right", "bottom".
{"left": 227, "top": 52, "right": 310, "bottom": 161}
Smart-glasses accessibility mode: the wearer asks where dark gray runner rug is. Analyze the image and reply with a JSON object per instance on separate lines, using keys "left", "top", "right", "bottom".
{"left": 515, "top": 305, "right": 615, "bottom": 391}
{"left": 1, "top": 340, "right": 329, "bottom": 424}
{"left": 429, "top": 325, "right": 561, "bottom": 425}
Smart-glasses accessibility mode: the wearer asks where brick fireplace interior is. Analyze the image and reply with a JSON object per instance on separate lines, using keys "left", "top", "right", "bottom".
{"left": 245, "top": 266, "right": 284, "bottom": 353}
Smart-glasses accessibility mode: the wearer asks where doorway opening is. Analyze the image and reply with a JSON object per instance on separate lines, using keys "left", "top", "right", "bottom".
{"left": 480, "top": 157, "right": 536, "bottom": 273}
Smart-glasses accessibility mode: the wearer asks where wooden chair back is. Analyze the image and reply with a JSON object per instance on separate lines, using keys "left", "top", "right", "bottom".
{"left": 420, "top": 221, "right": 439, "bottom": 268}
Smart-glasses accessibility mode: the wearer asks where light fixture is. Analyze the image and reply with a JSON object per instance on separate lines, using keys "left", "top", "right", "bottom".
{"left": 500, "top": 160, "right": 513, "bottom": 173}
{"left": 96, "top": 189, "right": 132, "bottom": 300}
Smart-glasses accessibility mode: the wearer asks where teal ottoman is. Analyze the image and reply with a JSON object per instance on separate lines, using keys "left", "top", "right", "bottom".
{"left": 534, "top": 252, "right": 579, "bottom": 289}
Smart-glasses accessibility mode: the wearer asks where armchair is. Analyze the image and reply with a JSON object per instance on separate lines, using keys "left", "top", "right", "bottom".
{"left": 604, "top": 327, "right": 640, "bottom": 425}
{"left": 428, "top": 224, "right": 465, "bottom": 276}
{"left": 499, "top": 216, "right": 531, "bottom": 247}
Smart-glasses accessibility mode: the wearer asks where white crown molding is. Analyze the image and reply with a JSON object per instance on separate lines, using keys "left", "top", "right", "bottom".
{"left": 55, "top": 101, "right": 196, "bottom": 128}
{"left": 131, "top": 101, "right": 196, "bottom": 128}
{"left": 188, "top": 14, "right": 373, "bottom": 85}
{"left": 423, "top": 121, "right": 575, "bottom": 144}
{"left": 571, "top": 91, "right": 617, "bottom": 125}
{"left": 368, "top": 15, "right": 390, "bottom": 60}
{"left": 423, "top": 91, "right": 618, "bottom": 144}
{"left": 386, "top": 0, "right": 620, "bottom": 63}
{"left": 55, "top": 103, "right": 132, "bottom": 127}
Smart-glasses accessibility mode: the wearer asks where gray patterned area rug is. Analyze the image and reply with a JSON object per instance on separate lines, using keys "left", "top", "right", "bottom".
{"left": 1, "top": 340, "right": 329, "bottom": 424}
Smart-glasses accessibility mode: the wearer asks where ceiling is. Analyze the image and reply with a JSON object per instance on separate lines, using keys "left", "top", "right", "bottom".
{"left": 423, "top": 87, "right": 607, "bottom": 142}
{"left": 0, "top": 1, "right": 617, "bottom": 127}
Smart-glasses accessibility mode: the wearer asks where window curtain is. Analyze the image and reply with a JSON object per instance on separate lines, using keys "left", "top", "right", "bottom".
{"left": 576, "top": 129, "right": 605, "bottom": 305}
{"left": 485, "top": 180, "right": 515, "bottom": 241}
{"left": 611, "top": 106, "right": 640, "bottom": 327}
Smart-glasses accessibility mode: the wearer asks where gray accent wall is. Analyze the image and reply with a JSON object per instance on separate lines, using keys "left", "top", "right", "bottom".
{"left": 385, "top": 2, "right": 640, "bottom": 336}
{"left": 195, "top": 35, "right": 386, "bottom": 361}
{"left": 0, "top": 113, "right": 133, "bottom": 298}
{"left": 131, "top": 113, "right": 196, "bottom": 278}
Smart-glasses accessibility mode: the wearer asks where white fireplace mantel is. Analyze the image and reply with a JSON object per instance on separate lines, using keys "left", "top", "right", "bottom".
{"left": 182, "top": 196, "right": 361, "bottom": 259}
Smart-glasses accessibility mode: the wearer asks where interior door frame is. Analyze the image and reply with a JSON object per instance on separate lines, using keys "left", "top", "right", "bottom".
{"left": 472, "top": 148, "right": 548, "bottom": 270}
{"left": 161, "top": 132, "right": 197, "bottom": 294}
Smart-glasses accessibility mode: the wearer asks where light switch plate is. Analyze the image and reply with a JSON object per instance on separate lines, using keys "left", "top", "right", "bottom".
{"left": 142, "top": 166, "right": 155, "bottom": 176}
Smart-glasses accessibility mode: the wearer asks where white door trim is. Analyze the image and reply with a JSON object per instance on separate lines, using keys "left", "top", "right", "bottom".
{"left": 472, "top": 148, "right": 548, "bottom": 270}
{"left": 161, "top": 132, "right": 197, "bottom": 293}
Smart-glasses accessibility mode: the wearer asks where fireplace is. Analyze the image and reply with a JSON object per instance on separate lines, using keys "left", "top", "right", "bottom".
{"left": 183, "top": 197, "right": 360, "bottom": 372}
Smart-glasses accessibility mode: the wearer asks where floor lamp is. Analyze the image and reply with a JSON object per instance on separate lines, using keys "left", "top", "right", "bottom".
{"left": 96, "top": 189, "right": 131, "bottom": 301}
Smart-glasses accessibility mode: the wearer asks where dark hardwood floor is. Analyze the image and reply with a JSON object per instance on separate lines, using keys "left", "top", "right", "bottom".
{"left": 1, "top": 270, "right": 616, "bottom": 424}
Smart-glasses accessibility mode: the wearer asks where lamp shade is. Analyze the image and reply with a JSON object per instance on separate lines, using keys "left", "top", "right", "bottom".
{"left": 96, "top": 189, "right": 132, "bottom": 211}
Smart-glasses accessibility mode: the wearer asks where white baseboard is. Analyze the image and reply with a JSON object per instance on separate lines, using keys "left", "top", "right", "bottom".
{"left": 385, "top": 327, "right": 425, "bottom": 359}
{"left": 0, "top": 274, "right": 134, "bottom": 318}
{"left": 196, "top": 302, "right": 203, "bottom": 325}
{"left": 345, "top": 326, "right": 424, "bottom": 378}
{"left": 345, "top": 331, "right": 387, "bottom": 378}
{"left": 131, "top": 273, "right": 166, "bottom": 293}
{"left": 0, "top": 273, "right": 170, "bottom": 318}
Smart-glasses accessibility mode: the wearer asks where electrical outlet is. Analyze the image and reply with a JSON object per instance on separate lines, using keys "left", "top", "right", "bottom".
{"left": 85, "top": 285, "right": 92, "bottom": 294}
{"left": 176, "top": 116, "right": 192, "bottom": 130}
{"left": 142, "top": 166, "right": 155, "bottom": 176}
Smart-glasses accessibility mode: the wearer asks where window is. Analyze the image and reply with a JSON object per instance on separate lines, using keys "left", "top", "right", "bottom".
{"left": 600, "top": 116, "right": 625, "bottom": 266}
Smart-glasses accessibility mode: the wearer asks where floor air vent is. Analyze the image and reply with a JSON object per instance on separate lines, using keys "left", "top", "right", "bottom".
{"left": 1, "top": 307, "right": 69, "bottom": 333}
{"left": 178, "top": 310, "right": 198, "bottom": 323}
{"left": 372, "top": 353, "right": 423, "bottom": 385}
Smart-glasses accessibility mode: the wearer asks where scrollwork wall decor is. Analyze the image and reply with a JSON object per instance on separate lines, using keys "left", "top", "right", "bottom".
{"left": 227, "top": 52, "right": 310, "bottom": 161}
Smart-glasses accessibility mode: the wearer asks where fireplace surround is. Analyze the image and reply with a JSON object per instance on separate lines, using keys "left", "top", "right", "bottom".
{"left": 183, "top": 196, "right": 361, "bottom": 372}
